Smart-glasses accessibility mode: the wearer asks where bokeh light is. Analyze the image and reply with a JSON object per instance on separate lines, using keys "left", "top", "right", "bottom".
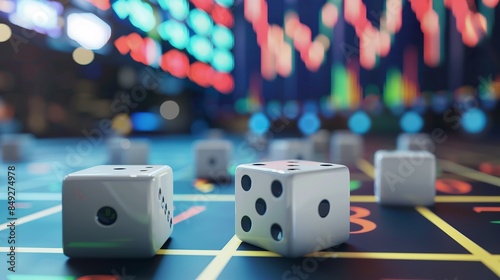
{"left": 211, "top": 48, "right": 234, "bottom": 72}
{"left": 0, "top": 23, "right": 12, "bottom": 42}
{"left": 283, "top": 100, "right": 300, "bottom": 119}
{"left": 266, "top": 100, "right": 281, "bottom": 120}
{"left": 348, "top": 111, "right": 371, "bottom": 134}
{"left": 462, "top": 108, "right": 487, "bottom": 134}
{"left": 111, "top": 113, "right": 132, "bottom": 135}
{"left": 188, "top": 8, "right": 213, "bottom": 36}
{"left": 188, "top": 35, "right": 213, "bottom": 63}
{"left": 72, "top": 47, "right": 95, "bottom": 65}
{"left": 249, "top": 112, "right": 270, "bottom": 135}
{"left": 131, "top": 112, "right": 161, "bottom": 131}
{"left": 160, "top": 100, "right": 180, "bottom": 120}
{"left": 400, "top": 111, "right": 424, "bottom": 133}
{"left": 298, "top": 112, "right": 321, "bottom": 135}
{"left": 212, "top": 25, "right": 234, "bottom": 49}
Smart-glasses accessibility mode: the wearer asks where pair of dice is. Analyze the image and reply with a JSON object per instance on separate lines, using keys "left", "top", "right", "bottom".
{"left": 62, "top": 161, "right": 350, "bottom": 258}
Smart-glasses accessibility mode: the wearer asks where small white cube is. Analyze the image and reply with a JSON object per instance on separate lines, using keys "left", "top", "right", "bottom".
{"left": 1, "top": 133, "right": 34, "bottom": 162}
{"left": 62, "top": 165, "right": 173, "bottom": 258}
{"left": 375, "top": 150, "right": 435, "bottom": 206}
{"left": 235, "top": 160, "right": 350, "bottom": 257}
{"left": 308, "top": 129, "right": 330, "bottom": 155}
{"left": 268, "top": 139, "right": 313, "bottom": 161}
{"left": 107, "top": 138, "right": 149, "bottom": 164}
{"left": 397, "top": 133, "right": 434, "bottom": 152}
{"left": 194, "top": 139, "right": 233, "bottom": 182}
{"left": 330, "top": 131, "right": 363, "bottom": 165}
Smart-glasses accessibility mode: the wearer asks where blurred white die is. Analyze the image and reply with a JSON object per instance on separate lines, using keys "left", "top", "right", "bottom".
{"left": 268, "top": 139, "right": 313, "bottom": 161}
{"left": 1, "top": 133, "right": 34, "bottom": 162}
{"left": 194, "top": 139, "right": 233, "bottom": 182}
{"left": 330, "top": 131, "right": 363, "bottom": 165}
{"left": 235, "top": 160, "right": 350, "bottom": 258}
{"left": 107, "top": 138, "right": 149, "bottom": 164}
{"left": 375, "top": 150, "right": 435, "bottom": 206}
{"left": 62, "top": 165, "right": 173, "bottom": 258}
{"left": 308, "top": 129, "right": 330, "bottom": 155}
{"left": 397, "top": 133, "right": 434, "bottom": 152}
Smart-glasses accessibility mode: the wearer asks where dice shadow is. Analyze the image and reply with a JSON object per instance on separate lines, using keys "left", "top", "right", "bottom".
{"left": 64, "top": 239, "right": 173, "bottom": 278}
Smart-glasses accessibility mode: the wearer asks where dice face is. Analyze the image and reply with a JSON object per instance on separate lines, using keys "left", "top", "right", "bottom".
{"left": 62, "top": 165, "right": 173, "bottom": 258}
{"left": 374, "top": 150, "right": 436, "bottom": 206}
{"left": 194, "top": 140, "right": 232, "bottom": 182}
{"left": 397, "top": 133, "right": 434, "bottom": 152}
{"left": 1, "top": 133, "right": 33, "bottom": 162}
{"left": 330, "top": 131, "right": 363, "bottom": 165}
{"left": 107, "top": 138, "right": 149, "bottom": 165}
{"left": 235, "top": 160, "right": 350, "bottom": 258}
{"left": 268, "top": 139, "right": 313, "bottom": 161}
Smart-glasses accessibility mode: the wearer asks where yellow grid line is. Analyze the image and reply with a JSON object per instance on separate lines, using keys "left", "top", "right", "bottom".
{"left": 195, "top": 235, "right": 241, "bottom": 280}
{"left": 439, "top": 160, "right": 500, "bottom": 187}
{"left": 416, "top": 207, "right": 500, "bottom": 277}
{"left": 4, "top": 247, "right": 500, "bottom": 262}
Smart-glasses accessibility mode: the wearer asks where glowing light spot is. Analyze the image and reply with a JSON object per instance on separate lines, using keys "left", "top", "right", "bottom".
{"left": 158, "top": 20, "right": 190, "bottom": 50}
{"left": 188, "top": 35, "right": 213, "bottom": 63}
{"left": 212, "top": 72, "right": 234, "bottom": 94}
{"left": 160, "top": 100, "right": 180, "bottom": 120}
{"left": 249, "top": 112, "right": 270, "bottom": 135}
{"left": 189, "top": 62, "right": 213, "bottom": 87}
{"left": 322, "top": 3, "right": 338, "bottom": 28}
{"left": 212, "top": 25, "right": 234, "bottom": 49}
{"left": 188, "top": 9, "right": 213, "bottom": 36}
{"left": 483, "top": 0, "right": 500, "bottom": 8}
{"left": 215, "top": 0, "right": 233, "bottom": 7}
{"left": 72, "top": 47, "right": 95, "bottom": 65}
{"left": 266, "top": 100, "right": 281, "bottom": 119}
{"left": 400, "top": 111, "right": 424, "bottom": 133}
{"left": 315, "top": 34, "right": 330, "bottom": 50}
{"left": 158, "top": 0, "right": 189, "bottom": 21}
{"left": 348, "top": 111, "right": 371, "bottom": 134}
{"left": 67, "top": 13, "right": 111, "bottom": 50}
{"left": 462, "top": 108, "right": 487, "bottom": 134}
{"left": 283, "top": 101, "right": 300, "bottom": 119}
{"left": 131, "top": 112, "right": 161, "bottom": 132}
{"left": 161, "top": 50, "right": 189, "bottom": 78}
{"left": 111, "top": 113, "right": 132, "bottom": 135}
{"left": 0, "top": 24, "right": 12, "bottom": 42}
{"left": 211, "top": 49, "right": 234, "bottom": 72}
{"left": 298, "top": 112, "right": 321, "bottom": 135}
{"left": 211, "top": 5, "right": 234, "bottom": 28}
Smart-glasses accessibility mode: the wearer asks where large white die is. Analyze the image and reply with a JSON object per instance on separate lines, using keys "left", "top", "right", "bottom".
{"left": 235, "top": 160, "right": 350, "bottom": 258}
{"left": 268, "top": 139, "right": 313, "bottom": 161}
{"left": 397, "top": 133, "right": 434, "bottom": 152}
{"left": 107, "top": 138, "right": 150, "bottom": 165}
{"left": 62, "top": 165, "right": 173, "bottom": 258}
{"left": 194, "top": 139, "right": 233, "bottom": 182}
{"left": 330, "top": 131, "right": 363, "bottom": 165}
{"left": 375, "top": 150, "right": 435, "bottom": 206}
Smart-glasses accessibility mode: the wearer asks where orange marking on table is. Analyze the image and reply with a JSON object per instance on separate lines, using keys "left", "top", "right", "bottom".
{"left": 173, "top": 206, "right": 206, "bottom": 225}
{"left": 436, "top": 179, "right": 472, "bottom": 194}
{"left": 473, "top": 207, "right": 500, "bottom": 213}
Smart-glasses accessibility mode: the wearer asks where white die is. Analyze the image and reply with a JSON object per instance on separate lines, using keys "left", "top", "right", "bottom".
{"left": 235, "top": 160, "right": 350, "bottom": 258}
{"left": 268, "top": 139, "right": 313, "bottom": 161}
{"left": 1, "top": 133, "right": 33, "bottom": 162}
{"left": 375, "top": 150, "right": 435, "bottom": 206}
{"left": 107, "top": 138, "right": 149, "bottom": 164}
{"left": 308, "top": 129, "right": 330, "bottom": 155}
{"left": 194, "top": 139, "right": 233, "bottom": 181}
{"left": 397, "top": 133, "right": 434, "bottom": 152}
{"left": 330, "top": 131, "right": 363, "bottom": 165}
{"left": 62, "top": 165, "right": 173, "bottom": 258}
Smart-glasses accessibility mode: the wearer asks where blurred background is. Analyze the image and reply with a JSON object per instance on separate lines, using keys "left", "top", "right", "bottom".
{"left": 0, "top": 0, "right": 499, "bottom": 138}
